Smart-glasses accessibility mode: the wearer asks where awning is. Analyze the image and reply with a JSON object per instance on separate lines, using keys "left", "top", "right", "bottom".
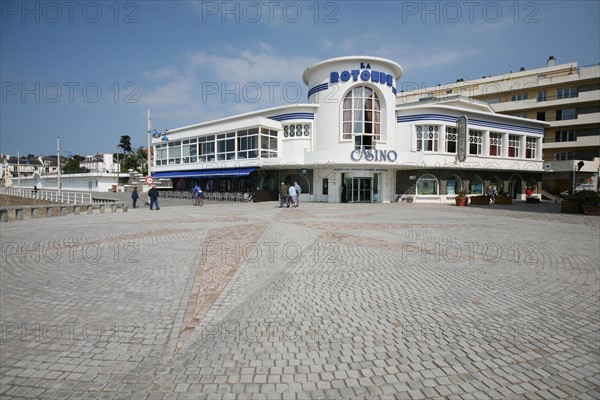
{"left": 153, "top": 167, "right": 257, "bottom": 179}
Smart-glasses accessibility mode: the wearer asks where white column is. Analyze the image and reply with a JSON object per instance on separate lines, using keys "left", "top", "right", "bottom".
{"left": 482, "top": 130, "right": 490, "bottom": 157}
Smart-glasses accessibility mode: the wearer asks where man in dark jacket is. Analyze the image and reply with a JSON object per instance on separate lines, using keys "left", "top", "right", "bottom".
{"left": 148, "top": 185, "right": 160, "bottom": 210}
{"left": 279, "top": 182, "right": 289, "bottom": 208}
{"left": 131, "top": 187, "right": 139, "bottom": 208}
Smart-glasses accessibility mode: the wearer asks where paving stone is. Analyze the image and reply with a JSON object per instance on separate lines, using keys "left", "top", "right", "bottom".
{"left": 0, "top": 202, "right": 598, "bottom": 399}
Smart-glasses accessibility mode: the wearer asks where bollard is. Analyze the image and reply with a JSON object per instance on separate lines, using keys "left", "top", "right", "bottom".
{"left": 32, "top": 208, "right": 39, "bottom": 219}
{"left": 111, "top": 204, "right": 117, "bottom": 213}
{"left": 123, "top": 204, "right": 128, "bottom": 212}
{"left": 87, "top": 205, "right": 93, "bottom": 215}
{"left": 15, "top": 208, "right": 24, "bottom": 221}
{"left": 74, "top": 206, "right": 80, "bottom": 215}
{"left": 61, "top": 207, "right": 68, "bottom": 216}
{"left": 0, "top": 210, "right": 8, "bottom": 222}
{"left": 47, "top": 207, "right": 54, "bottom": 217}
{"left": 100, "top": 205, "right": 105, "bottom": 214}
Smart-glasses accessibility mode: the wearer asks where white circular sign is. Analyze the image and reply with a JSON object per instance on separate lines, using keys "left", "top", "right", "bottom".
{"left": 145, "top": 176, "right": 155, "bottom": 185}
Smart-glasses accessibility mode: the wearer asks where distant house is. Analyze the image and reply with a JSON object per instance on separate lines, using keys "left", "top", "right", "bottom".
{"left": 80, "top": 154, "right": 120, "bottom": 173}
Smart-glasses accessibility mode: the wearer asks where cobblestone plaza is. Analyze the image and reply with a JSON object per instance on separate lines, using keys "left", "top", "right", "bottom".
{"left": 1, "top": 201, "right": 598, "bottom": 399}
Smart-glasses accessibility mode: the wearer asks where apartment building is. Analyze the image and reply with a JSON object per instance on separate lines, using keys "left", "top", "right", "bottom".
{"left": 397, "top": 57, "right": 600, "bottom": 193}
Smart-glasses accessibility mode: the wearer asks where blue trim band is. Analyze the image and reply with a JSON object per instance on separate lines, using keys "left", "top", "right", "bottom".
{"left": 396, "top": 114, "right": 544, "bottom": 135}
{"left": 269, "top": 113, "right": 315, "bottom": 121}
{"left": 308, "top": 83, "right": 328, "bottom": 99}
{"left": 153, "top": 167, "right": 257, "bottom": 179}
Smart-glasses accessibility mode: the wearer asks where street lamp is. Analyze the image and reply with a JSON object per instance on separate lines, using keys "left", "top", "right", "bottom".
{"left": 57, "top": 138, "right": 61, "bottom": 195}
{"left": 146, "top": 108, "right": 168, "bottom": 178}
{"left": 116, "top": 145, "right": 120, "bottom": 186}
{"left": 147, "top": 109, "right": 152, "bottom": 177}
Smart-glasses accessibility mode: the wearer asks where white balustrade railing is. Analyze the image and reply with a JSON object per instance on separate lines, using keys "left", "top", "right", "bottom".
{"left": 0, "top": 187, "right": 92, "bottom": 204}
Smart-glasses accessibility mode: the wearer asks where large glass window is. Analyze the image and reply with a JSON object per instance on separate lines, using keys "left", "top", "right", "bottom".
{"left": 155, "top": 143, "right": 167, "bottom": 166}
{"left": 557, "top": 87, "right": 578, "bottom": 99}
{"left": 199, "top": 135, "right": 215, "bottom": 162}
{"left": 182, "top": 139, "right": 198, "bottom": 163}
{"left": 489, "top": 132, "right": 502, "bottom": 157}
{"left": 469, "top": 130, "right": 483, "bottom": 155}
{"left": 237, "top": 128, "right": 259, "bottom": 159}
{"left": 416, "top": 174, "right": 438, "bottom": 195}
{"left": 416, "top": 125, "right": 439, "bottom": 152}
{"left": 525, "top": 137, "right": 537, "bottom": 159}
{"left": 556, "top": 108, "right": 577, "bottom": 121}
{"left": 469, "top": 176, "right": 484, "bottom": 194}
{"left": 511, "top": 93, "right": 528, "bottom": 101}
{"left": 342, "top": 86, "right": 381, "bottom": 148}
{"left": 217, "top": 133, "right": 235, "bottom": 160}
{"left": 445, "top": 126, "right": 457, "bottom": 154}
{"left": 554, "top": 152, "right": 574, "bottom": 161}
{"left": 446, "top": 175, "right": 463, "bottom": 195}
{"left": 168, "top": 141, "right": 181, "bottom": 165}
{"left": 260, "top": 128, "right": 278, "bottom": 158}
{"left": 537, "top": 91, "right": 546, "bottom": 102}
{"left": 164, "top": 126, "right": 277, "bottom": 163}
{"left": 555, "top": 130, "right": 576, "bottom": 142}
{"left": 508, "top": 134, "right": 520, "bottom": 158}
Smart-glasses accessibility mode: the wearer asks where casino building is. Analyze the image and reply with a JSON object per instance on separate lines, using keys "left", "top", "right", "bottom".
{"left": 152, "top": 56, "right": 549, "bottom": 203}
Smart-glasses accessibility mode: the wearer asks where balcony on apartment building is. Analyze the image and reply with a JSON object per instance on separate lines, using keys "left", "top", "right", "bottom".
{"left": 488, "top": 89, "right": 600, "bottom": 113}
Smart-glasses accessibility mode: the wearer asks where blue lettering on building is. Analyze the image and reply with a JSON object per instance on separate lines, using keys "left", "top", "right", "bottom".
{"left": 330, "top": 64, "right": 395, "bottom": 91}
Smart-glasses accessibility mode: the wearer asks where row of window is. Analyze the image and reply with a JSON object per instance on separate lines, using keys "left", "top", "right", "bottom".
{"left": 555, "top": 129, "right": 576, "bottom": 142}
{"left": 283, "top": 124, "right": 311, "bottom": 138}
{"left": 518, "top": 108, "right": 577, "bottom": 121}
{"left": 554, "top": 151, "right": 574, "bottom": 161}
{"left": 154, "top": 127, "right": 278, "bottom": 165}
{"left": 155, "top": 123, "right": 540, "bottom": 165}
{"left": 417, "top": 174, "right": 487, "bottom": 196}
{"left": 416, "top": 174, "right": 536, "bottom": 196}
{"left": 511, "top": 87, "right": 578, "bottom": 102}
{"left": 415, "top": 125, "right": 538, "bottom": 159}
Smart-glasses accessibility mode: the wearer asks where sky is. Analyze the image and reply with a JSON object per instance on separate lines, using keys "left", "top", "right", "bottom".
{"left": 1, "top": 0, "right": 599, "bottom": 157}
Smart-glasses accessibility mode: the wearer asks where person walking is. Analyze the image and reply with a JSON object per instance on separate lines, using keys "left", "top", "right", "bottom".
{"left": 293, "top": 181, "right": 301, "bottom": 207}
{"left": 288, "top": 183, "right": 298, "bottom": 208}
{"left": 148, "top": 185, "right": 160, "bottom": 210}
{"left": 192, "top": 184, "right": 204, "bottom": 206}
{"left": 131, "top": 187, "right": 139, "bottom": 208}
{"left": 279, "top": 182, "right": 289, "bottom": 208}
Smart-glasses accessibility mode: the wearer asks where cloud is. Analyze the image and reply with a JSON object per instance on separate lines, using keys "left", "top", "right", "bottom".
{"left": 139, "top": 73, "right": 207, "bottom": 123}
{"left": 185, "top": 48, "right": 318, "bottom": 83}
{"left": 317, "top": 31, "right": 478, "bottom": 73}
{"left": 143, "top": 66, "right": 180, "bottom": 80}
{"left": 139, "top": 45, "right": 322, "bottom": 127}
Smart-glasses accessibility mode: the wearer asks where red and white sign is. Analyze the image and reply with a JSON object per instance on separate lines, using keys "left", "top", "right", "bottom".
{"left": 145, "top": 176, "right": 155, "bottom": 185}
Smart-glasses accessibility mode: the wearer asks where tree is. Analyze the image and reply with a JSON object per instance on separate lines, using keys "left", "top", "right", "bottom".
{"left": 136, "top": 147, "right": 148, "bottom": 175}
{"left": 118, "top": 135, "right": 133, "bottom": 154}
{"left": 114, "top": 147, "right": 148, "bottom": 173}
{"left": 62, "top": 155, "right": 88, "bottom": 173}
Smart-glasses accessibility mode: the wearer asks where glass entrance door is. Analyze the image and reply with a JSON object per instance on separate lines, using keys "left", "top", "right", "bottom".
{"left": 349, "top": 177, "right": 372, "bottom": 203}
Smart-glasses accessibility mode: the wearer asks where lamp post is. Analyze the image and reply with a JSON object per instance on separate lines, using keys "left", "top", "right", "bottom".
{"left": 17, "top": 149, "right": 21, "bottom": 188}
{"left": 146, "top": 108, "right": 152, "bottom": 177}
{"left": 116, "top": 145, "right": 120, "bottom": 187}
{"left": 57, "top": 138, "right": 61, "bottom": 195}
{"left": 146, "top": 108, "right": 168, "bottom": 183}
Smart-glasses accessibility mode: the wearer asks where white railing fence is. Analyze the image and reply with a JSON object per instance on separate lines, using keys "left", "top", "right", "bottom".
{"left": 0, "top": 188, "right": 92, "bottom": 204}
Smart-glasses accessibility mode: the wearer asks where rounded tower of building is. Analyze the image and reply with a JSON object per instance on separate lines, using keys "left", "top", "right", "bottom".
{"left": 302, "top": 56, "right": 403, "bottom": 154}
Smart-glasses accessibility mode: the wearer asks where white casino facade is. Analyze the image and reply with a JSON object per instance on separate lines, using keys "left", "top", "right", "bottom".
{"left": 152, "top": 56, "right": 549, "bottom": 203}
